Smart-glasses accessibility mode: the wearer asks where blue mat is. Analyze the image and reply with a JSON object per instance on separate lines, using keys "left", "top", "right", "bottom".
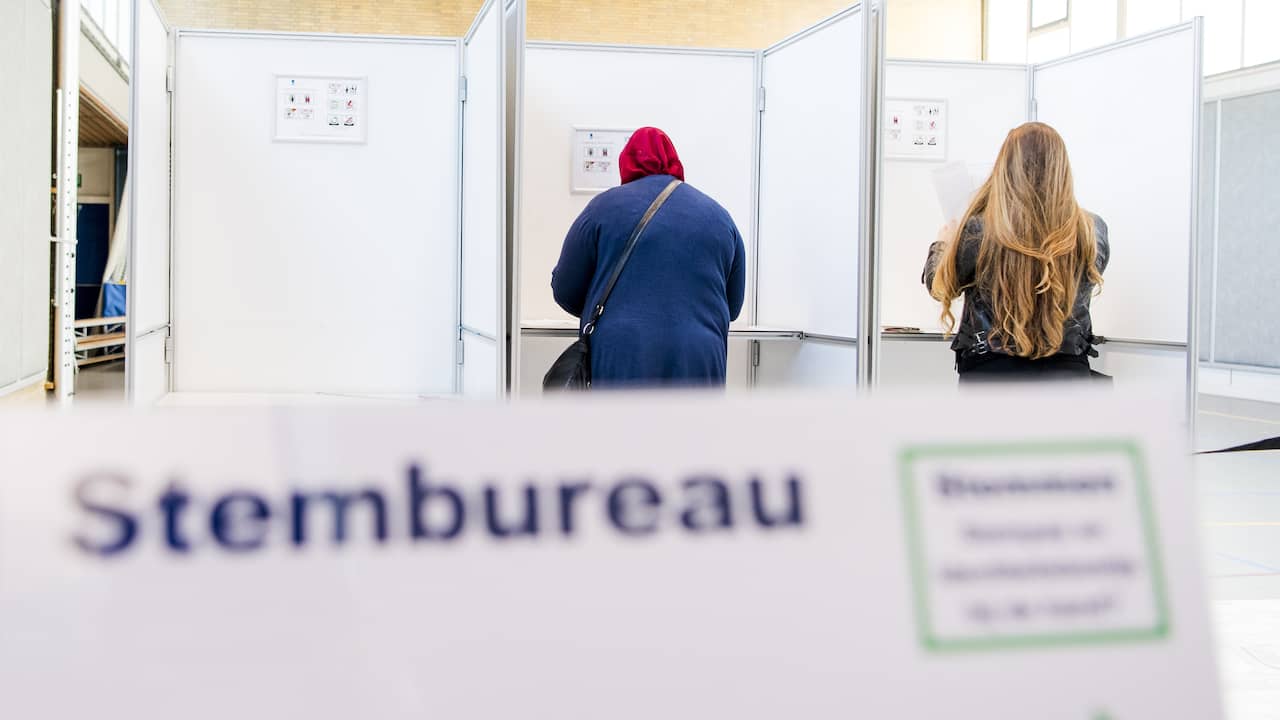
{"left": 102, "top": 283, "right": 126, "bottom": 318}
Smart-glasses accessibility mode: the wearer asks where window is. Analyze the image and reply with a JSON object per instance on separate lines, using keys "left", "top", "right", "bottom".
{"left": 1124, "top": 0, "right": 1180, "bottom": 37}
{"left": 81, "top": 0, "right": 132, "bottom": 63}
{"left": 989, "top": 0, "right": 1274, "bottom": 75}
{"left": 1183, "top": 0, "right": 1244, "bottom": 75}
{"left": 1030, "top": 0, "right": 1069, "bottom": 31}
{"left": 1027, "top": 25, "right": 1069, "bottom": 63}
{"left": 1070, "top": 0, "right": 1117, "bottom": 52}
{"left": 1243, "top": 0, "right": 1280, "bottom": 67}
{"left": 986, "top": 0, "right": 1030, "bottom": 62}
{"left": 81, "top": 0, "right": 105, "bottom": 25}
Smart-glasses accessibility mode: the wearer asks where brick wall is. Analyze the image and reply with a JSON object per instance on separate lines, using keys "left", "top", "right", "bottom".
{"left": 527, "top": 0, "right": 852, "bottom": 48}
{"left": 155, "top": 0, "right": 896, "bottom": 50}
{"left": 155, "top": 0, "right": 483, "bottom": 37}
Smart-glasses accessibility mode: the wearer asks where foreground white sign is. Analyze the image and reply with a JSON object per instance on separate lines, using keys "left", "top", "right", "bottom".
{"left": 0, "top": 391, "right": 1221, "bottom": 719}
{"left": 274, "top": 74, "right": 367, "bottom": 144}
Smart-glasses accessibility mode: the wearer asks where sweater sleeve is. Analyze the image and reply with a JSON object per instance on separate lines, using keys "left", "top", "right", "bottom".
{"left": 922, "top": 240, "right": 947, "bottom": 290}
{"left": 727, "top": 224, "right": 747, "bottom": 322}
{"left": 551, "top": 206, "right": 599, "bottom": 318}
{"left": 923, "top": 219, "right": 981, "bottom": 290}
{"left": 1093, "top": 214, "right": 1111, "bottom": 274}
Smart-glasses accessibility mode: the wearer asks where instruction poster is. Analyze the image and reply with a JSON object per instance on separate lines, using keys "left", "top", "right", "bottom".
{"left": 884, "top": 98, "right": 946, "bottom": 160}
{"left": 571, "top": 128, "right": 632, "bottom": 193}
{"left": 274, "top": 75, "right": 367, "bottom": 144}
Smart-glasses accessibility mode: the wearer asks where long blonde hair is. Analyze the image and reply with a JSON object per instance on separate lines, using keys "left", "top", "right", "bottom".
{"left": 931, "top": 122, "right": 1101, "bottom": 359}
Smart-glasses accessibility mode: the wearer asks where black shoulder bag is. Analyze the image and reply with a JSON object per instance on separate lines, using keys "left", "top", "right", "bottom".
{"left": 543, "top": 179, "right": 682, "bottom": 391}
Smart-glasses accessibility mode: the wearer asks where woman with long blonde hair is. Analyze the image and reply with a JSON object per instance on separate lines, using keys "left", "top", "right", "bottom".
{"left": 922, "top": 122, "right": 1109, "bottom": 381}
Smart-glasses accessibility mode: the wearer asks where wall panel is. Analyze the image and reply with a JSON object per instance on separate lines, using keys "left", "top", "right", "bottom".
{"left": 171, "top": 33, "right": 459, "bottom": 394}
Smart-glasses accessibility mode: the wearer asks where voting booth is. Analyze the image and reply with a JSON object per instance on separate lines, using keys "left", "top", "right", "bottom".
{"left": 125, "top": 0, "right": 524, "bottom": 404}
{"left": 131, "top": 0, "right": 1202, "bottom": 404}
{"left": 878, "top": 23, "right": 1203, "bottom": 411}
{"left": 513, "top": 4, "right": 881, "bottom": 394}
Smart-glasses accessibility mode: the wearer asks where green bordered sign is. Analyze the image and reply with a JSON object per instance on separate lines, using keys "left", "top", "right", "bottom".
{"left": 899, "top": 439, "right": 1171, "bottom": 653}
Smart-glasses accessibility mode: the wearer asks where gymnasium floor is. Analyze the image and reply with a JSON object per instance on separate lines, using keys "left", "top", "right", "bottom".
{"left": 2, "top": 371, "right": 1278, "bottom": 717}
{"left": 1196, "top": 396, "right": 1280, "bottom": 719}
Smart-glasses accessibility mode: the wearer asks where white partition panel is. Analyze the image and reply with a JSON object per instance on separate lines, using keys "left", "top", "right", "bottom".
{"left": 518, "top": 44, "right": 756, "bottom": 326}
{"left": 1093, "top": 343, "right": 1188, "bottom": 394}
{"left": 880, "top": 61, "right": 1028, "bottom": 333}
{"left": 516, "top": 334, "right": 563, "bottom": 396}
{"left": 756, "top": 341, "right": 857, "bottom": 389}
{"left": 131, "top": 333, "right": 169, "bottom": 405}
{"left": 171, "top": 33, "right": 459, "bottom": 395}
{"left": 756, "top": 8, "right": 863, "bottom": 339}
{"left": 462, "top": 0, "right": 503, "bottom": 345}
{"left": 461, "top": 333, "right": 498, "bottom": 398}
{"left": 1033, "top": 24, "right": 1199, "bottom": 344}
{"left": 879, "top": 337, "right": 957, "bottom": 389}
{"left": 725, "top": 338, "right": 752, "bottom": 392}
{"left": 126, "top": 0, "right": 172, "bottom": 402}
{"left": 520, "top": 335, "right": 752, "bottom": 395}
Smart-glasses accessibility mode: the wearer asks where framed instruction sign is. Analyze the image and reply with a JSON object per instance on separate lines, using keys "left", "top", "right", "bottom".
{"left": 274, "top": 75, "right": 367, "bottom": 144}
{"left": 900, "top": 439, "right": 1169, "bottom": 652}
{"left": 884, "top": 98, "right": 946, "bottom": 161}
{"left": 571, "top": 127, "right": 633, "bottom": 194}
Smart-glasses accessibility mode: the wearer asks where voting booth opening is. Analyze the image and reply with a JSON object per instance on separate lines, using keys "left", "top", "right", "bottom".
{"left": 513, "top": 4, "right": 881, "bottom": 394}
{"left": 125, "top": 0, "right": 524, "bottom": 404}
{"left": 512, "top": 11, "right": 1204, "bottom": 407}
{"left": 0, "top": 390, "right": 1225, "bottom": 717}
{"left": 878, "top": 23, "right": 1204, "bottom": 415}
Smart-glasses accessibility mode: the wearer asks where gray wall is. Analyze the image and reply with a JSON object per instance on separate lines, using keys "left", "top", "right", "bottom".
{"left": 1211, "top": 90, "right": 1280, "bottom": 367}
{"left": 0, "top": 0, "right": 53, "bottom": 391}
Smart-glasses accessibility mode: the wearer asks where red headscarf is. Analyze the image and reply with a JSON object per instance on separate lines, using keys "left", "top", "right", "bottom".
{"left": 619, "top": 127, "right": 685, "bottom": 185}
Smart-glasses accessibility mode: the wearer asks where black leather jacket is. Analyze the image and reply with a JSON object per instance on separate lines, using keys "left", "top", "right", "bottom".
{"left": 921, "top": 214, "right": 1110, "bottom": 360}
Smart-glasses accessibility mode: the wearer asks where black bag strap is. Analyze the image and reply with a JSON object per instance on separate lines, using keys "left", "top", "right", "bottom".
{"left": 583, "top": 178, "right": 682, "bottom": 337}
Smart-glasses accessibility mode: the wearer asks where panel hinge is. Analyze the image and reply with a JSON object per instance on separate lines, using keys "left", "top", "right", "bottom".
{"left": 166, "top": 65, "right": 175, "bottom": 93}
{"left": 757, "top": 86, "right": 766, "bottom": 112}
{"left": 751, "top": 339, "right": 761, "bottom": 368}
{"left": 456, "top": 338, "right": 466, "bottom": 365}
{"left": 459, "top": 75, "right": 468, "bottom": 103}
{"left": 164, "top": 336, "right": 175, "bottom": 364}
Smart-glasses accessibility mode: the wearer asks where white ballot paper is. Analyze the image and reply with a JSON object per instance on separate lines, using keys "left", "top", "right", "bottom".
{"left": 932, "top": 161, "right": 990, "bottom": 222}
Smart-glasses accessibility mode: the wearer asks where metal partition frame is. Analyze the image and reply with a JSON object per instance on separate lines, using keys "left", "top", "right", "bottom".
{"left": 1187, "top": 19, "right": 1205, "bottom": 431}
{"left": 504, "top": 0, "right": 525, "bottom": 393}
{"left": 862, "top": 0, "right": 885, "bottom": 389}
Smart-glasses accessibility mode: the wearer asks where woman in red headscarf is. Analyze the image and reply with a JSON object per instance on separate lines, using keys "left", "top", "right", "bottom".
{"left": 551, "top": 127, "right": 747, "bottom": 388}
